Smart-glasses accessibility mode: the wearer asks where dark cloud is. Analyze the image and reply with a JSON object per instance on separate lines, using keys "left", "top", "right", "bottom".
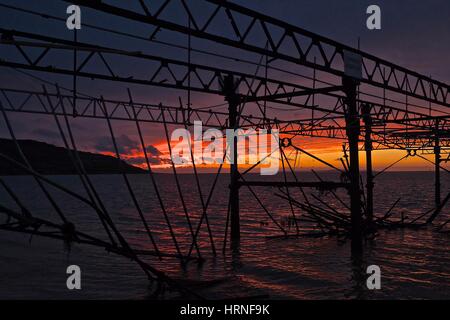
{"left": 125, "top": 157, "right": 146, "bottom": 166}
{"left": 94, "top": 135, "right": 164, "bottom": 155}
{"left": 94, "top": 135, "right": 166, "bottom": 165}
{"left": 146, "top": 145, "right": 162, "bottom": 156}
{"left": 94, "top": 134, "right": 139, "bottom": 154}
{"left": 31, "top": 128, "right": 61, "bottom": 139}
{"left": 126, "top": 156, "right": 164, "bottom": 166}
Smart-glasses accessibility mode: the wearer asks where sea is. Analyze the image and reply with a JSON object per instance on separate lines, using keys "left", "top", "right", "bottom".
{"left": 0, "top": 171, "right": 449, "bottom": 299}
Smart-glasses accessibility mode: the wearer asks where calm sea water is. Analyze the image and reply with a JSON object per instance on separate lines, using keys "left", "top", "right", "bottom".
{"left": 0, "top": 172, "right": 449, "bottom": 299}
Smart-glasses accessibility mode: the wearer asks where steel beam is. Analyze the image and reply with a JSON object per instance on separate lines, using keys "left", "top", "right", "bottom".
{"left": 343, "top": 77, "right": 363, "bottom": 253}
{"left": 362, "top": 104, "right": 374, "bottom": 226}
{"left": 65, "top": 0, "right": 450, "bottom": 107}
{"left": 238, "top": 181, "right": 349, "bottom": 190}
{"left": 222, "top": 75, "right": 240, "bottom": 247}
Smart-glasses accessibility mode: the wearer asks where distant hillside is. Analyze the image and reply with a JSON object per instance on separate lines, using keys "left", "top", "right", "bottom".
{"left": 0, "top": 139, "right": 146, "bottom": 175}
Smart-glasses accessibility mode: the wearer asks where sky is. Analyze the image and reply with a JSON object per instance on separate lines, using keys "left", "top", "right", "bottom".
{"left": 0, "top": 0, "right": 449, "bottom": 172}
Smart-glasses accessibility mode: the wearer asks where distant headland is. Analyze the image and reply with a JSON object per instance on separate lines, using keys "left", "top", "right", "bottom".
{"left": 0, "top": 138, "right": 146, "bottom": 175}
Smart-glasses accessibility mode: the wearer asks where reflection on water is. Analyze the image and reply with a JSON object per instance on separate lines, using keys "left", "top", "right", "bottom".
{"left": 0, "top": 172, "right": 449, "bottom": 299}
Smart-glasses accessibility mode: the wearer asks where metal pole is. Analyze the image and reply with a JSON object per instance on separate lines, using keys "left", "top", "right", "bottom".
{"left": 222, "top": 75, "right": 240, "bottom": 247}
{"left": 73, "top": 29, "right": 78, "bottom": 117}
{"left": 434, "top": 120, "right": 441, "bottom": 209}
{"left": 343, "top": 77, "right": 362, "bottom": 253}
{"left": 427, "top": 120, "right": 443, "bottom": 224}
{"left": 362, "top": 104, "right": 374, "bottom": 227}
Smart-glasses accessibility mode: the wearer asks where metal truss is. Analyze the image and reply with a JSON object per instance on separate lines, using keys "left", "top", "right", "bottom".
{"left": 0, "top": 1, "right": 449, "bottom": 297}
{"left": 3, "top": 87, "right": 449, "bottom": 150}
{"left": 0, "top": 87, "right": 344, "bottom": 138}
{"left": 1, "top": 28, "right": 448, "bottom": 137}
{"left": 65, "top": 0, "right": 450, "bottom": 107}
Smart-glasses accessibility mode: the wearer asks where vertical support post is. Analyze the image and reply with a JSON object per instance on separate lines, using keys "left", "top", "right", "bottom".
{"left": 427, "top": 120, "right": 443, "bottom": 224}
{"left": 222, "top": 75, "right": 240, "bottom": 247}
{"left": 343, "top": 77, "right": 362, "bottom": 253}
{"left": 362, "top": 104, "right": 374, "bottom": 227}
{"left": 434, "top": 120, "right": 441, "bottom": 209}
{"left": 73, "top": 29, "right": 78, "bottom": 117}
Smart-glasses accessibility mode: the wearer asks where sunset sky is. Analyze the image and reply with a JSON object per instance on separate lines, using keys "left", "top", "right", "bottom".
{"left": 0, "top": 0, "right": 449, "bottom": 172}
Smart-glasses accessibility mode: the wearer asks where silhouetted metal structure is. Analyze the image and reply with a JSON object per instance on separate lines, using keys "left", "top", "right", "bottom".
{"left": 0, "top": 1, "right": 449, "bottom": 297}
